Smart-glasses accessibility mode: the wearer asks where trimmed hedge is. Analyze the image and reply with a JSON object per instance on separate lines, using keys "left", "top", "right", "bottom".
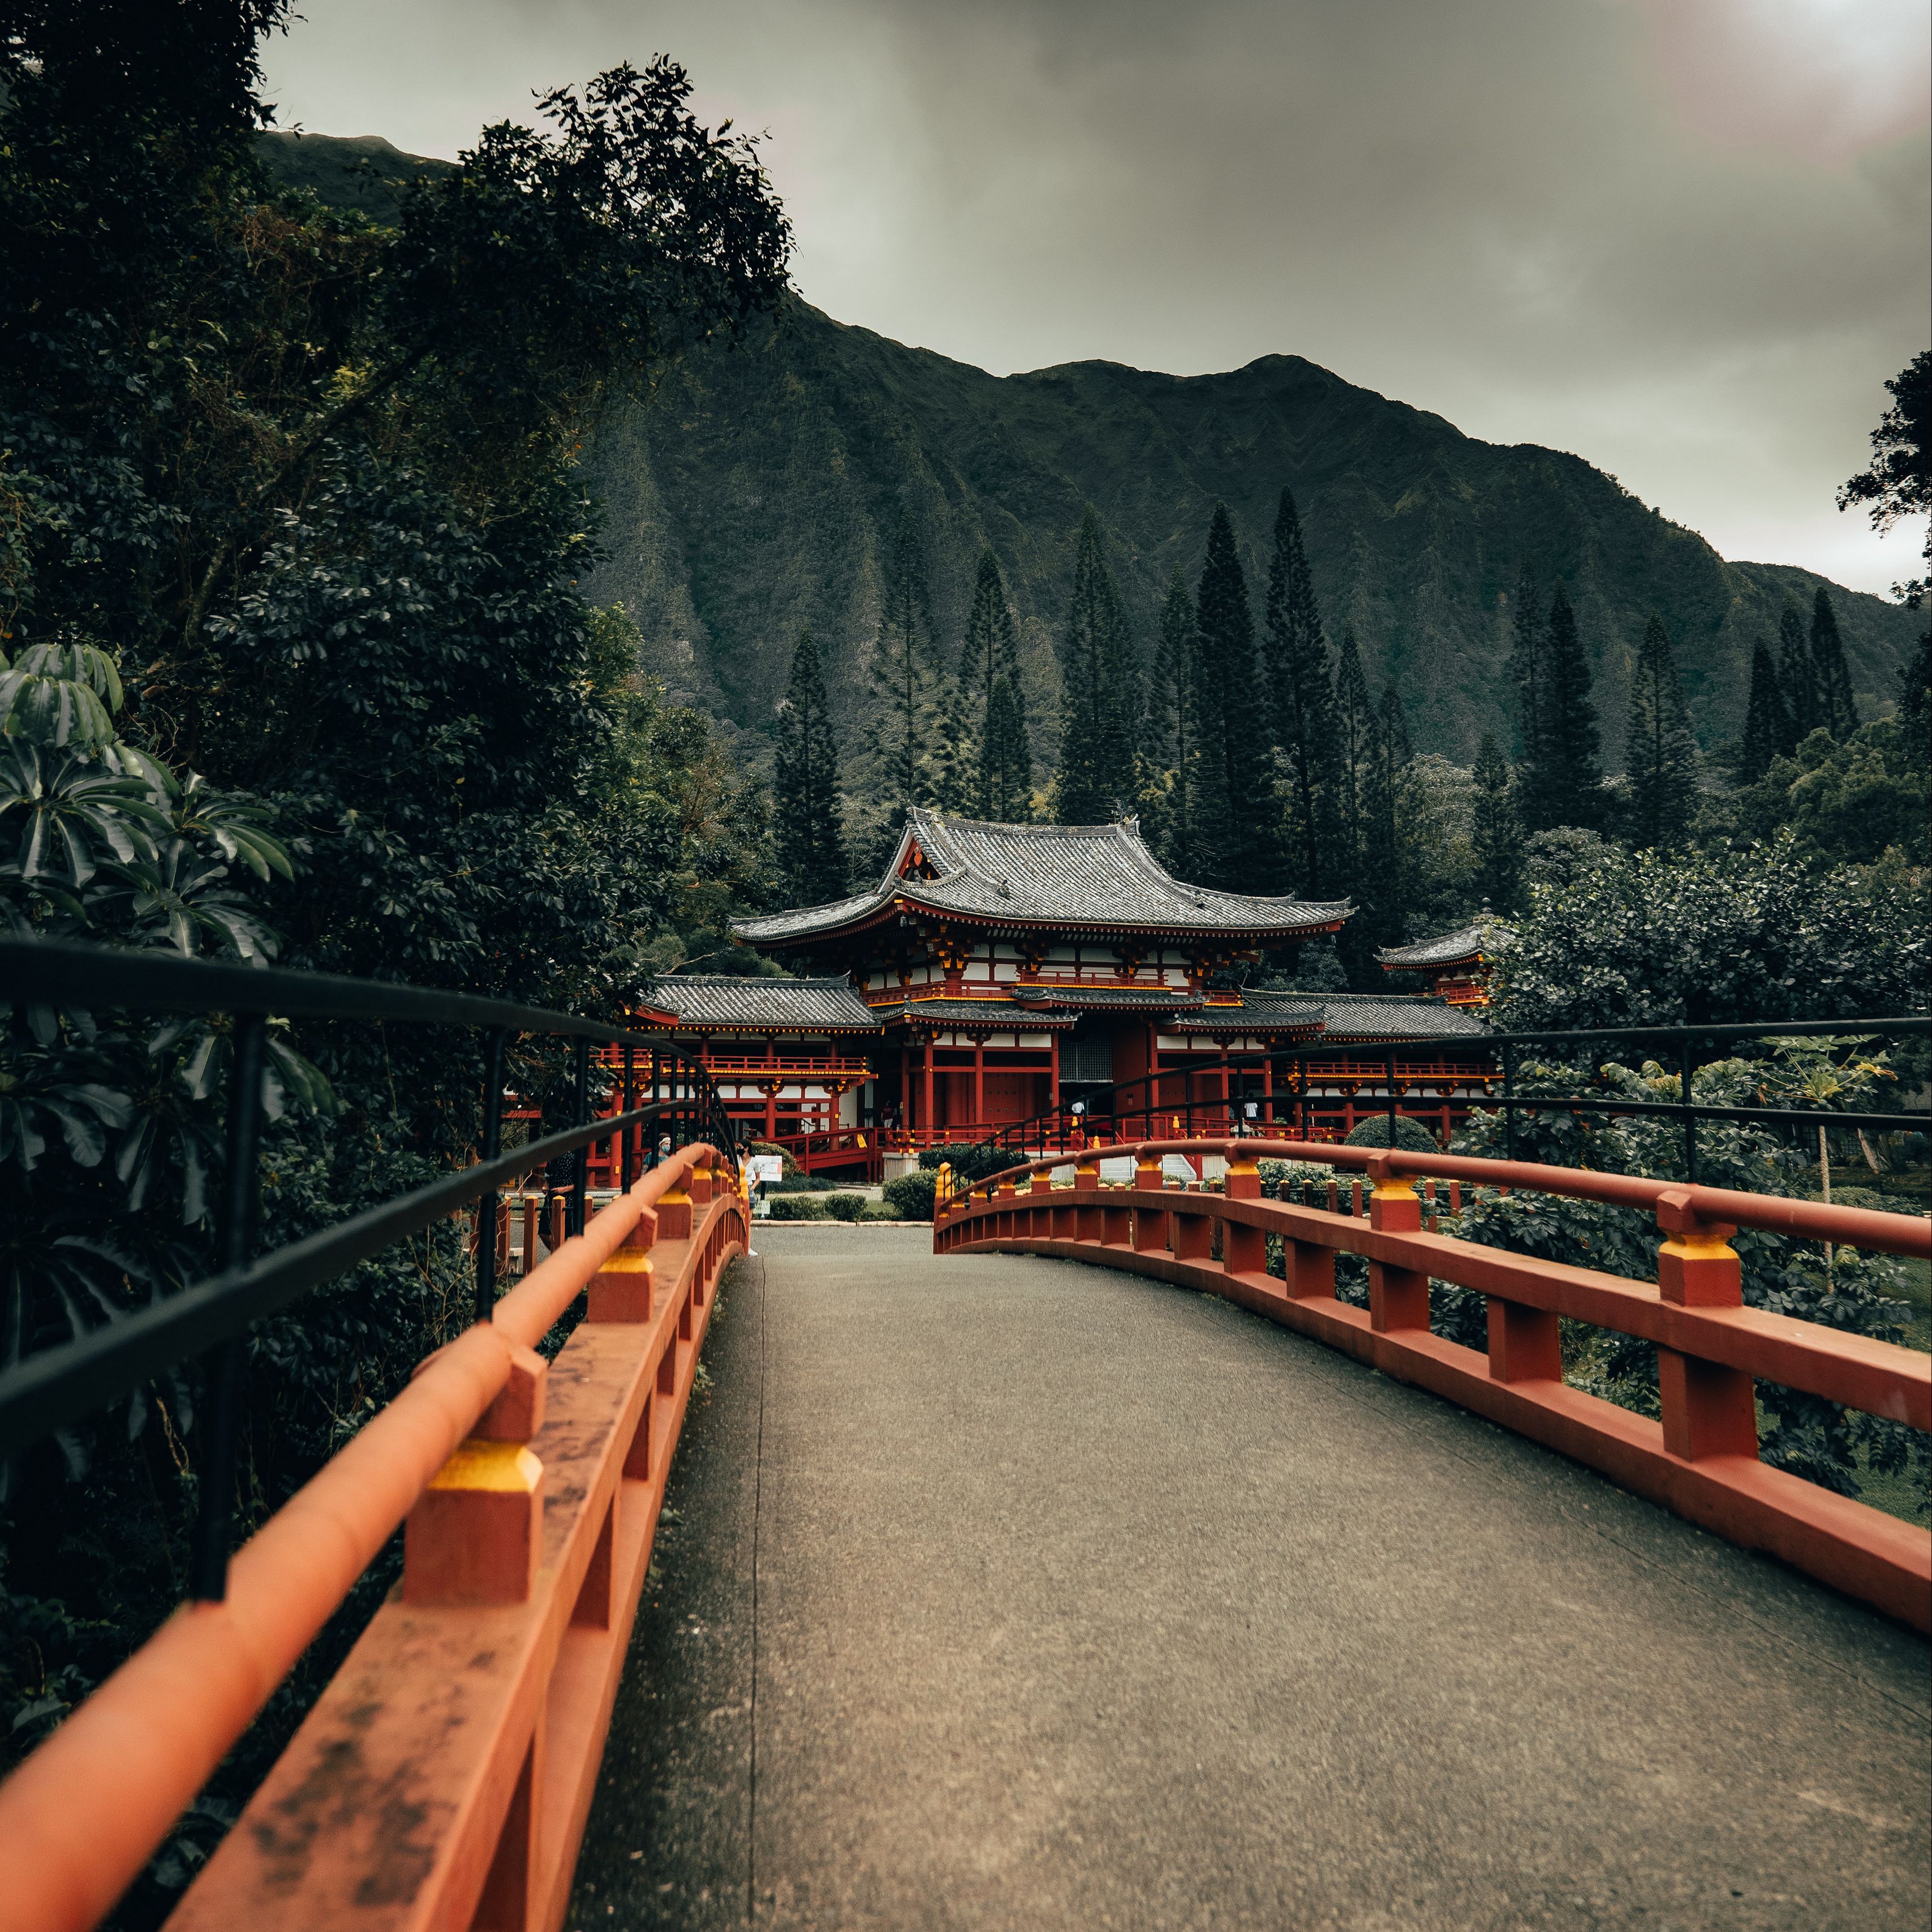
{"left": 823, "top": 1193, "right": 866, "bottom": 1222}
{"left": 1343, "top": 1114, "right": 1441, "bottom": 1154}
{"left": 766, "top": 1193, "right": 828, "bottom": 1220}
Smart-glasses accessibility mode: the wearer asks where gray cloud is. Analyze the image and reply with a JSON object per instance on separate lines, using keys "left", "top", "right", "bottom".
{"left": 263, "top": 0, "right": 1930, "bottom": 592}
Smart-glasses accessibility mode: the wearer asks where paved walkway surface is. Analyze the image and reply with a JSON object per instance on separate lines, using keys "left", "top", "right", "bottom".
{"left": 569, "top": 1226, "right": 1930, "bottom": 1931}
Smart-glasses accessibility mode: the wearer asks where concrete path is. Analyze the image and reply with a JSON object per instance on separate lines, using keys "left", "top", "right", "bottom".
{"left": 569, "top": 1226, "right": 1930, "bottom": 1931}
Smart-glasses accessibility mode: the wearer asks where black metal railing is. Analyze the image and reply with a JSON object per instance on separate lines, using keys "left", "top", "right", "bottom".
{"left": 946, "top": 1016, "right": 1932, "bottom": 1185}
{"left": 0, "top": 938, "right": 741, "bottom": 1599}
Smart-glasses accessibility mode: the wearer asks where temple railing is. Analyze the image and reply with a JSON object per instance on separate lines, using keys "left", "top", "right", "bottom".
{"left": 934, "top": 1138, "right": 1931, "bottom": 1632}
{"left": 948, "top": 1015, "right": 1930, "bottom": 1173}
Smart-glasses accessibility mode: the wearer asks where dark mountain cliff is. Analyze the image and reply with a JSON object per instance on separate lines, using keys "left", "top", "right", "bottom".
{"left": 254, "top": 136, "right": 1917, "bottom": 768}
{"left": 587, "top": 301, "right": 1916, "bottom": 764}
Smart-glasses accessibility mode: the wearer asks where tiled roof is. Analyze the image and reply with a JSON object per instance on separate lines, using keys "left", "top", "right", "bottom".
{"left": 1377, "top": 921, "right": 1510, "bottom": 970}
{"left": 1311, "top": 992, "right": 1492, "bottom": 1042}
{"left": 648, "top": 975, "right": 880, "bottom": 1032}
{"left": 1009, "top": 984, "right": 1202, "bottom": 1010}
{"left": 867, "top": 999, "right": 1081, "bottom": 1029}
{"left": 733, "top": 808, "right": 1353, "bottom": 945}
{"left": 1158, "top": 988, "right": 1328, "bottom": 1035}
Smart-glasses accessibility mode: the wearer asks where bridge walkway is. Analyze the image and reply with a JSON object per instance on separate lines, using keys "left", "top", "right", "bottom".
{"left": 569, "top": 1226, "right": 1929, "bottom": 1931}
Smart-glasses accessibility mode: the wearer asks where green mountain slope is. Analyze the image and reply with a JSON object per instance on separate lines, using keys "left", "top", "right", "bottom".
{"left": 589, "top": 300, "right": 1918, "bottom": 765}
{"left": 253, "top": 135, "right": 1918, "bottom": 767}
{"left": 254, "top": 130, "right": 455, "bottom": 226}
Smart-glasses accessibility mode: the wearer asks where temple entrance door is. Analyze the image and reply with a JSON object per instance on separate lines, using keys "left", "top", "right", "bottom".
{"left": 978, "top": 1072, "right": 1035, "bottom": 1125}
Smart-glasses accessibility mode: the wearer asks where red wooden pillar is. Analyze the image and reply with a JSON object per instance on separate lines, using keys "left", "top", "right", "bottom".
{"left": 973, "top": 1036, "right": 984, "bottom": 1129}
{"left": 1048, "top": 1029, "right": 1060, "bottom": 1113}
{"left": 922, "top": 1034, "right": 935, "bottom": 1135}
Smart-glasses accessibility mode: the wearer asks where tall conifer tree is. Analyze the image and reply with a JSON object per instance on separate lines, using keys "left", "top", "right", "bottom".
{"left": 1624, "top": 613, "right": 1699, "bottom": 849}
{"left": 773, "top": 626, "right": 849, "bottom": 905}
{"left": 1139, "top": 567, "right": 1196, "bottom": 866}
{"left": 862, "top": 504, "right": 937, "bottom": 824}
{"left": 1057, "top": 509, "right": 1137, "bottom": 821}
{"left": 1262, "top": 485, "right": 1339, "bottom": 890}
{"left": 1359, "top": 681, "right": 1414, "bottom": 950}
{"left": 1470, "top": 730, "right": 1522, "bottom": 911}
{"left": 963, "top": 547, "right": 1030, "bottom": 816}
{"left": 1809, "top": 587, "right": 1859, "bottom": 739}
{"left": 1778, "top": 601, "right": 1818, "bottom": 739}
{"left": 1527, "top": 583, "right": 1602, "bottom": 829}
{"left": 1507, "top": 561, "right": 1543, "bottom": 761}
{"left": 1192, "top": 502, "right": 1271, "bottom": 886}
{"left": 1332, "top": 622, "right": 1376, "bottom": 881}
{"left": 1738, "top": 636, "right": 1794, "bottom": 780}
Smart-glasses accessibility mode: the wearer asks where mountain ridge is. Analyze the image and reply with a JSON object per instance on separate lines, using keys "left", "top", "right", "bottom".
{"left": 253, "top": 133, "right": 1919, "bottom": 769}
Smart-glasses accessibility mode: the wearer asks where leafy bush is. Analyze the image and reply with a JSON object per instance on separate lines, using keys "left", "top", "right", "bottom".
{"left": 883, "top": 1170, "right": 938, "bottom": 1220}
{"left": 1488, "top": 831, "right": 1927, "bottom": 1030}
{"left": 823, "top": 1193, "right": 865, "bottom": 1221}
{"left": 1343, "top": 1114, "right": 1441, "bottom": 1154}
{"left": 860, "top": 1199, "right": 905, "bottom": 1221}
{"left": 765, "top": 1193, "right": 827, "bottom": 1221}
{"left": 766, "top": 1173, "right": 838, "bottom": 1194}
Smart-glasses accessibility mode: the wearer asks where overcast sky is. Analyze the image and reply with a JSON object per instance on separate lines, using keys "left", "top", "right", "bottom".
{"left": 263, "top": 0, "right": 1929, "bottom": 595}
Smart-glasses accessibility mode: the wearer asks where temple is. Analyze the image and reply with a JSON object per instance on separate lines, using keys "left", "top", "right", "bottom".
{"left": 598, "top": 811, "right": 1495, "bottom": 1173}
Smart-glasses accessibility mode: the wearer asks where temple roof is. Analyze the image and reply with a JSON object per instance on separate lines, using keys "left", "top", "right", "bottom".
{"left": 1309, "top": 992, "right": 1492, "bottom": 1043}
{"left": 733, "top": 809, "right": 1352, "bottom": 948}
{"left": 864, "top": 998, "right": 1081, "bottom": 1029}
{"left": 1376, "top": 920, "right": 1510, "bottom": 971}
{"left": 1009, "top": 984, "right": 1203, "bottom": 1012}
{"left": 647, "top": 975, "right": 881, "bottom": 1033}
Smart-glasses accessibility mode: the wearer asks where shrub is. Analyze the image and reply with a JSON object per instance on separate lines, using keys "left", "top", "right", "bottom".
{"left": 860, "top": 1199, "right": 904, "bottom": 1221}
{"left": 767, "top": 1174, "right": 838, "bottom": 1194}
{"left": 766, "top": 1193, "right": 827, "bottom": 1221}
{"left": 883, "top": 1170, "right": 938, "bottom": 1220}
{"left": 823, "top": 1193, "right": 866, "bottom": 1221}
{"left": 1344, "top": 1115, "right": 1440, "bottom": 1154}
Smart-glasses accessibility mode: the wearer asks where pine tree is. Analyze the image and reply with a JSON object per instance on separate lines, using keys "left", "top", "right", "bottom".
{"left": 1624, "top": 613, "right": 1699, "bottom": 849}
{"left": 1899, "top": 629, "right": 1931, "bottom": 741}
{"left": 1057, "top": 508, "right": 1137, "bottom": 821}
{"left": 1470, "top": 730, "right": 1522, "bottom": 911}
{"left": 983, "top": 672, "right": 1032, "bottom": 820}
{"left": 1191, "top": 502, "right": 1272, "bottom": 885}
{"left": 1332, "top": 622, "right": 1376, "bottom": 882}
{"left": 862, "top": 504, "right": 938, "bottom": 825}
{"left": 963, "top": 547, "right": 1030, "bottom": 816}
{"left": 1738, "top": 636, "right": 1794, "bottom": 780}
{"left": 1778, "top": 601, "right": 1818, "bottom": 740}
{"left": 1507, "top": 561, "right": 1543, "bottom": 763}
{"left": 773, "top": 625, "right": 850, "bottom": 905}
{"left": 928, "top": 668, "right": 976, "bottom": 812}
{"left": 1529, "top": 583, "right": 1602, "bottom": 830}
{"left": 1138, "top": 567, "right": 1195, "bottom": 866}
{"left": 1262, "top": 485, "right": 1340, "bottom": 891}
{"left": 1358, "top": 681, "right": 1415, "bottom": 950}
{"left": 1809, "top": 587, "right": 1859, "bottom": 739}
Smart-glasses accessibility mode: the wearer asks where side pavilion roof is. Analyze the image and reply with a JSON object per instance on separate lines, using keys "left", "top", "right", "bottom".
{"left": 732, "top": 810, "right": 1352, "bottom": 949}
{"left": 1376, "top": 920, "right": 1511, "bottom": 972}
{"left": 644, "top": 975, "right": 881, "bottom": 1034}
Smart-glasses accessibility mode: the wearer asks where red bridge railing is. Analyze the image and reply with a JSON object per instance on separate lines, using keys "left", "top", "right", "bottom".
{"left": 934, "top": 1139, "right": 1931, "bottom": 1632}
{"left": 0, "top": 1143, "right": 748, "bottom": 1932}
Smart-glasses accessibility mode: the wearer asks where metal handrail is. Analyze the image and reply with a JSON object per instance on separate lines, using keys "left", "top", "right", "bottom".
{"left": 943, "top": 1013, "right": 1932, "bottom": 1181}
{"left": 0, "top": 936, "right": 743, "bottom": 1598}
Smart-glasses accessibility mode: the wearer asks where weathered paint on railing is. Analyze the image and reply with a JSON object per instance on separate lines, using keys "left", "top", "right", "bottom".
{"left": 934, "top": 1138, "right": 1932, "bottom": 1632}
{"left": 0, "top": 1144, "right": 748, "bottom": 1932}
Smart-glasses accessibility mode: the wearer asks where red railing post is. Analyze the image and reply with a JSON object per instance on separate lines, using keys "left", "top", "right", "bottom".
{"left": 403, "top": 1345, "right": 549, "bottom": 1608}
{"left": 1133, "top": 1151, "right": 1168, "bottom": 1253}
{"left": 1222, "top": 1151, "right": 1266, "bottom": 1275}
{"left": 1074, "top": 1154, "right": 1102, "bottom": 1242}
{"left": 1487, "top": 1299, "right": 1562, "bottom": 1383}
{"left": 1654, "top": 1189, "right": 1758, "bottom": 1461}
{"left": 1366, "top": 1153, "right": 1430, "bottom": 1332}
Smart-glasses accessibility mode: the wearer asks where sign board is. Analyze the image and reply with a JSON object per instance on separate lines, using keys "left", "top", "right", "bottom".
{"left": 749, "top": 1154, "right": 786, "bottom": 1185}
